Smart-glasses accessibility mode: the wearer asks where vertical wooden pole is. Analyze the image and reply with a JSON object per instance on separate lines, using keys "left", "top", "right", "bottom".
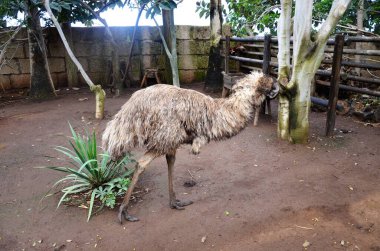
{"left": 222, "top": 36, "right": 230, "bottom": 98}
{"left": 326, "top": 34, "right": 344, "bottom": 136}
{"left": 162, "top": 10, "right": 173, "bottom": 85}
{"left": 355, "top": 0, "right": 364, "bottom": 77}
{"left": 262, "top": 34, "right": 272, "bottom": 114}
{"left": 262, "top": 34, "right": 271, "bottom": 75}
{"left": 224, "top": 35, "right": 230, "bottom": 74}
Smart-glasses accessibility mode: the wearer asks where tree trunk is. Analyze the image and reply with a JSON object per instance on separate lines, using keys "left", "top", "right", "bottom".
{"left": 25, "top": 0, "right": 56, "bottom": 99}
{"left": 0, "top": 26, "right": 22, "bottom": 91}
{"left": 123, "top": 4, "right": 145, "bottom": 87}
{"left": 277, "top": 0, "right": 292, "bottom": 140}
{"left": 112, "top": 46, "right": 122, "bottom": 95}
{"left": 162, "top": 10, "right": 173, "bottom": 85}
{"left": 277, "top": 0, "right": 351, "bottom": 143}
{"left": 62, "top": 22, "right": 78, "bottom": 88}
{"left": 78, "top": 1, "right": 121, "bottom": 95}
{"left": 278, "top": 58, "right": 317, "bottom": 143}
{"left": 168, "top": 10, "right": 180, "bottom": 87}
{"left": 355, "top": 0, "right": 364, "bottom": 76}
{"left": 44, "top": 0, "right": 105, "bottom": 119}
{"left": 204, "top": 0, "right": 223, "bottom": 92}
{"left": 287, "top": 69, "right": 314, "bottom": 143}
{"left": 153, "top": 10, "right": 179, "bottom": 87}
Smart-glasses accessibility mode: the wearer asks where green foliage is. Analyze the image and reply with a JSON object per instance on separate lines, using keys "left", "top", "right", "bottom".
{"left": 0, "top": 0, "right": 24, "bottom": 26}
{"left": 0, "top": 0, "right": 125, "bottom": 27}
{"left": 314, "top": 0, "right": 380, "bottom": 34}
{"left": 43, "top": 124, "right": 134, "bottom": 221}
{"left": 137, "top": 0, "right": 179, "bottom": 19}
{"left": 195, "top": 0, "right": 379, "bottom": 36}
{"left": 225, "top": 0, "right": 279, "bottom": 36}
{"left": 0, "top": 0, "right": 182, "bottom": 27}
{"left": 195, "top": 1, "right": 227, "bottom": 20}
{"left": 94, "top": 176, "right": 131, "bottom": 209}
{"left": 196, "top": 0, "right": 278, "bottom": 36}
{"left": 196, "top": 1, "right": 210, "bottom": 19}
{"left": 47, "top": 0, "right": 71, "bottom": 12}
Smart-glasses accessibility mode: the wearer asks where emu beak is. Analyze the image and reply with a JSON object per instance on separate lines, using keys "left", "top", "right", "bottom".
{"left": 267, "top": 80, "right": 279, "bottom": 99}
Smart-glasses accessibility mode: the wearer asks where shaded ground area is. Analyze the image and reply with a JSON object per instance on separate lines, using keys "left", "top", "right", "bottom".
{"left": 0, "top": 85, "right": 379, "bottom": 251}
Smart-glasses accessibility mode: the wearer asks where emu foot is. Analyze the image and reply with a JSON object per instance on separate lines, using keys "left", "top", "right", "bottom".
{"left": 118, "top": 208, "right": 139, "bottom": 224}
{"left": 170, "top": 199, "right": 193, "bottom": 210}
{"left": 191, "top": 148, "right": 200, "bottom": 155}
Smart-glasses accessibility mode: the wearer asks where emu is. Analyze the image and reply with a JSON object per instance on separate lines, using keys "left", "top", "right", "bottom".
{"left": 102, "top": 71, "right": 279, "bottom": 223}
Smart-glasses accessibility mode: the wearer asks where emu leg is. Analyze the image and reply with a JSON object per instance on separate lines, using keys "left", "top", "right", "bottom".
{"left": 118, "top": 152, "right": 157, "bottom": 224}
{"left": 166, "top": 152, "right": 193, "bottom": 210}
{"left": 253, "top": 105, "right": 260, "bottom": 126}
{"left": 221, "top": 87, "right": 229, "bottom": 98}
{"left": 154, "top": 71, "right": 161, "bottom": 84}
{"left": 191, "top": 136, "right": 208, "bottom": 155}
{"left": 266, "top": 97, "right": 272, "bottom": 116}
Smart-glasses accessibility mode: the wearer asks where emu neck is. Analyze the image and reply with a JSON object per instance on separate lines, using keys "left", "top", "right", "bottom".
{"left": 209, "top": 87, "right": 264, "bottom": 140}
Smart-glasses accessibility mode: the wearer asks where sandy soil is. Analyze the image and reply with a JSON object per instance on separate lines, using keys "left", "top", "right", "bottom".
{"left": 0, "top": 85, "right": 379, "bottom": 251}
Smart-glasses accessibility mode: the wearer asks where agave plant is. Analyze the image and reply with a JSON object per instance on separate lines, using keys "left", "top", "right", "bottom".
{"left": 44, "top": 124, "right": 134, "bottom": 221}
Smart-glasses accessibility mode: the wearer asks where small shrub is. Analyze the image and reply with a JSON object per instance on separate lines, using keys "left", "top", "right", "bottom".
{"left": 43, "top": 124, "right": 134, "bottom": 221}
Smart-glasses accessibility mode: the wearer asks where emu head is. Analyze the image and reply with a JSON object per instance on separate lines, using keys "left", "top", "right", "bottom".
{"left": 231, "top": 71, "right": 279, "bottom": 100}
{"left": 257, "top": 74, "right": 279, "bottom": 99}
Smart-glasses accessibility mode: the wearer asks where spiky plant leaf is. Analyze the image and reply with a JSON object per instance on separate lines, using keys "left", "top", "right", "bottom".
{"left": 42, "top": 123, "right": 135, "bottom": 221}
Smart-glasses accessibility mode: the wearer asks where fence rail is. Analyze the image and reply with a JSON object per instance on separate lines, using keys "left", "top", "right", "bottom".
{"left": 221, "top": 35, "right": 380, "bottom": 44}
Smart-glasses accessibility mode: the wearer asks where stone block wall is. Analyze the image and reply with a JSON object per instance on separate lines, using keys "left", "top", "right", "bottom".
{"left": 0, "top": 25, "right": 212, "bottom": 90}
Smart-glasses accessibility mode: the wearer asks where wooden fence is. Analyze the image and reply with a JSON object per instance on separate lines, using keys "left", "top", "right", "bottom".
{"left": 221, "top": 35, "right": 380, "bottom": 135}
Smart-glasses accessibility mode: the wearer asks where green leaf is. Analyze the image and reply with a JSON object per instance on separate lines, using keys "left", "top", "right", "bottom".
{"left": 57, "top": 183, "right": 88, "bottom": 208}
{"left": 46, "top": 166, "right": 90, "bottom": 181}
{"left": 77, "top": 159, "right": 98, "bottom": 174}
{"left": 199, "top": 9, "right": 206, "bottom": 18}
{"left": 60, "top": 2, "right": 71, "bottom": 10}
{"left": 146, "top": 6, "right": 153, "bottom": 19}
{"left": 87, "top": 189, "right": 97, "bottom": 222}
{"left": 168, "top": 0, "right": 177, "bottom": 9}
{"left": 62, "top": 184, "right": 89, "bottom": 194}
{"left": 55, "top": 146, "right": 82, "bottom": 166}
{"left": 159, "top": 2, "right": 171, "bottom": 10}
{"left": 153, "top": 5, "right": 161, "bottom": 16}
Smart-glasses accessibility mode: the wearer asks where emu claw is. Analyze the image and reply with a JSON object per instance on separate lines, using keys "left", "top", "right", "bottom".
{"left": 125, "top": 214, "right": 139, "bottom": 222}
{"left": 170, "top": 199, "right": 193, "bottom": 210}
{"left": 118, "top": 208, "right": 139, "bottom": 224}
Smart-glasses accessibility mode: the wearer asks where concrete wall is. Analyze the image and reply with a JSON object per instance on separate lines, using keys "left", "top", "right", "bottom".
{"left": 0, "top": 26, "right": 212, "bottom": 90}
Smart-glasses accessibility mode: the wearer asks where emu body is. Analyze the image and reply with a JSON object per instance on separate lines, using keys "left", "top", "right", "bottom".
{"left": 102, "top": 71, "right": 278, "bottom": 223}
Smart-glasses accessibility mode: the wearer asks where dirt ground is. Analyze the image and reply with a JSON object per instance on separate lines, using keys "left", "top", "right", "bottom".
{"left": 0, "top": 85, "right": 379, "bottom": 251}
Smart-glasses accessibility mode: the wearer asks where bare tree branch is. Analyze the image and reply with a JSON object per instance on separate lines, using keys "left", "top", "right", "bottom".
{"left": 122, "top": 3, "right": 146, "bottom": 84}
{"left": 152, "top": 16, "right": 172, "bottom": 58}
{"left": 45, "top": 0, "right": 106, "bottom": 119}
{"left": 312, "top": 18, "right": 379, "bottom": 37}
{"left": 44, "top": 0, "right": 95, "bottom": 88}
{"left": 0, "top": 25, "right": 22, "bottom": 92}
{"left": 80, "top": 1, "right": 117, "bottom": 47}
{"left": 317, "top": 0, "right": 352, "bottom": 43}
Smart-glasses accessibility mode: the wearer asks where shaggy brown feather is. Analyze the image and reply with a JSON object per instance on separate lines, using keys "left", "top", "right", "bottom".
{"left": 102, "top": 71, "right": 274, "bottom": 157}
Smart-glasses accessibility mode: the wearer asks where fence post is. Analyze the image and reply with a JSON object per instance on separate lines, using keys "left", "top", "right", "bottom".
{"left": 262, "top": 34, "right": 272, "bottom": 114}
{"left": 221, "top": 36, "right": 231, "bottom": 98}
{"left": 326, "top": 34, "right": 344, "bottom": 136}
{"left": 263, "top": 34, "right": 271, "bottom": 74}
{"left": 225, "top": 36, "right": 230, "bottom": 74}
